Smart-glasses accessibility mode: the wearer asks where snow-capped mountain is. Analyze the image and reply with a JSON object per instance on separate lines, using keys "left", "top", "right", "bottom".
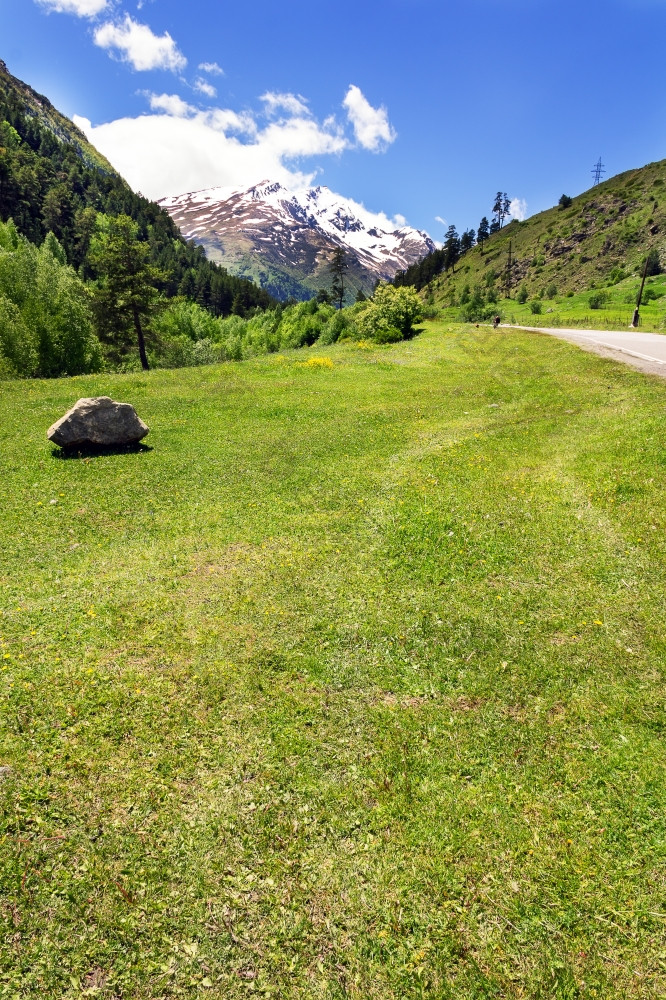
{"left": 158, "top": 181, "right": 435, "bottom": 302}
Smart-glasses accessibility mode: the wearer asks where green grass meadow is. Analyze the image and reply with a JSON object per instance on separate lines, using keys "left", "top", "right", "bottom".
{"left": 1, "top": 323, "right": 666, "bottom": 998}
{"left": 436, "top": 274, "right": 666, "bottom": 333}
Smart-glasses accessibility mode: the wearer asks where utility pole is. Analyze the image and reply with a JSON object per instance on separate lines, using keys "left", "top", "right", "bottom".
{"left": 592, "top": 157, "right": 606, "bottom": 186}
{"left": 505, "top": 240, "right": 513, "bottom": 298}
{"left": 630, "top": 254, "right": 650, "bottom": 328}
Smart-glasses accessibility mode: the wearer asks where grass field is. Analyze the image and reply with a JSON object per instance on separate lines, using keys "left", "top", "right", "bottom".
{"left": 2, "top": 322, "right": 666, "bottom": 998}
{"left": 435, "top": 274, "right": 666, "bottom": 333}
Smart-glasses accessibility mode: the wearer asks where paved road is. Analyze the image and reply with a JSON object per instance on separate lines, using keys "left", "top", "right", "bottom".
{"left": 508, "top": 324, "right": 666, "bottom": 377}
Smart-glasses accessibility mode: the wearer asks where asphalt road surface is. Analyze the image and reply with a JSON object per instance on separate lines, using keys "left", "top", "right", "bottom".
{"left": 509, "top": 325, "right": 666, "bottom": 378}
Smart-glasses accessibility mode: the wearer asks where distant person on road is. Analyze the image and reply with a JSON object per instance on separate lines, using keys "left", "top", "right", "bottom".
{"left": 493, "top": 314, "right": 500, "bottom": 329}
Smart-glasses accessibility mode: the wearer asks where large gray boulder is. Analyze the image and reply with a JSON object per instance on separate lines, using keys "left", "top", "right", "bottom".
{"left": 47, "top": 396, "right": 149, "bottom": 449}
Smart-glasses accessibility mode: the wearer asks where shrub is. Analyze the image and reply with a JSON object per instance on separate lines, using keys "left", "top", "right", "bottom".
{"left": 641, "top": 286, "right": 663, "bottom": 303}
{"left": 608, "top": 266, "right": 627, "bottom": 285}
{"left": 319, "top": 307, "right": 353, "bottom": 344}
{"left": 516, "top": 285, "right": 528, "bottom": 304}
{"left": 643, "top": 248, "right": 662, "bottom": 276}
{"left": 529, "top": 300, "right": 543, "bottom": 314}
{"left": 373, "top": 325, "right": 403, "bottom": 344}
{"left": 374, "top": 284, "right": 423, "bottom": 337}
{"left": 589, "top": 291, "right": 609, "bottom": 309}
{"left": 544, "top": 283, "right": 558, "bottom": 299}
{"left": 558, "top": 194, "right": 573, "bottom": 210}
{"left": 153, "top": 299, "right": 220, "bottom": 344}
{"left": 458, "top": 285, "right": 487, "bottom": 322}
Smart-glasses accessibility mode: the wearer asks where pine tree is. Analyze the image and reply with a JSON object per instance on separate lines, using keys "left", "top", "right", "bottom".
{"left": 477, "top": 217, "right": 490, "bottom": 253}
{"left": 443, "top": 225, "right": 461, "bottom": 272}
{"left": 492, "top": 192, "right": 511, "bottom": 229}
{"left": 460, "top": 229, "right": 476, "bottom": 254}
{"left": 89, "top": 215, "right": 166, "bottom": 370}
{"left": 329, "top": 246, "right": 349, "bottom": 309}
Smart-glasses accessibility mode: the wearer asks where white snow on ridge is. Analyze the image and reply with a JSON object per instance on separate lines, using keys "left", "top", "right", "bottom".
{"left": 159, "top": 179, "right": 435, "bottom": 282}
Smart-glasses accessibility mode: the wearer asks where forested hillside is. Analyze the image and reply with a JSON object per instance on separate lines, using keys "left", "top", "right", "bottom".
{"left": 0, "top": 60, "right": 274, "bottom": 320}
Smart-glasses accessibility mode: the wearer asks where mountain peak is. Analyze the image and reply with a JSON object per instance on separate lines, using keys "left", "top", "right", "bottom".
{"left": 158, "top": 181, "right": 434, "bottom": 302}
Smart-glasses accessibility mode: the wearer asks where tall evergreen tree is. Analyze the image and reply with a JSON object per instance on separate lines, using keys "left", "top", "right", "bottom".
{"left": 460, "top": 228, "right": 476, "bottom": 254}
{"left": 89, "top": 215, "right": 166, "bottom": 370}
{"left": 477, "top": 217, "right": 490, "bottom": 253}
{"left": 329, "top": 246, "right": 349, "bottom": 309}
{"left": 492, "top": 191, "right": 511, "bottom": 229}
{"left": 443, "top": 224, "right": 461, "bottom": 272}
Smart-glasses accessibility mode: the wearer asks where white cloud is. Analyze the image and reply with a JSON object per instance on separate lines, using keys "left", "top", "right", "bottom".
{"left": 36, "top": 0, "right": 108, "bottom": 15}
{"left": 509, "top": 197, "right": 528, "bottom": 221}
{"left": 343, "top": 84, "right": 396, "bottom": 152}
{"left": 206, "top": 108, "right": 257, "bottom": 136}
{"left": 393, "top": 213, "right": 407, "bottom": 227}
{"left": 194, "top": 78, "right": 217, "bottom": 99}
{"left": 75, "top": 99, "right": 348, "bottom": 199}
{"left": 94, "top": 14, "right": 187, "bottom": 72}
{"left": 435, "top": 215, "right": 447, "bottom": 226}
{"left": 261, "top": 92, "right": 311, "bottom": 118}
{"left": 198, "top": 61, "right": 224, "bottom": 76}
{"left": 148, "top": 92, "right": 194, "bottom": 117}
{"left": 75, "top": 84, "right": 396, "bottom": 201}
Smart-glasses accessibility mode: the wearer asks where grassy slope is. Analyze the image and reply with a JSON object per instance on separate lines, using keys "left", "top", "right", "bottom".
{"left": 1, "top": 325, "right": 666, "bottom": 998}
{"left": 477, "top": 273, "right": 666, "bottom": 333}
{"left": 431, "top": 159, "right": 666, "bottom": 330}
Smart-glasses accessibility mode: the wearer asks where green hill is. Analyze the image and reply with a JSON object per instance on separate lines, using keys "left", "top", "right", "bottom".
{"left": 419, "top": 160, "right": 666, "bottom": 330}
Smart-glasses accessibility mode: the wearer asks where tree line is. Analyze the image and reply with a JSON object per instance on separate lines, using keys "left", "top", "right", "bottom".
{"left": 394, "top": 191, "right": 513, "bottom": 290}
{"left": 0, "top": 79, "right": 274, "bottom": 319}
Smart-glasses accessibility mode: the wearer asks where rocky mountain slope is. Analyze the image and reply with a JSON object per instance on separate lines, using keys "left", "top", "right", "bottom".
{"left": 159, "top": 181, "right": 436, "bottom": 301}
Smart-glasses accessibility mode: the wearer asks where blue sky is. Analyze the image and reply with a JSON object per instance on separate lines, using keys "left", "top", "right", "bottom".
{"left": 2, "top": 0, "right": 665, "bottom": 238}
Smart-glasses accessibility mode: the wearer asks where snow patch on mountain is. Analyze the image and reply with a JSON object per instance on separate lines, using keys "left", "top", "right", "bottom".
{"left": 159, "top": 180, "right": 435, "bottom": 300}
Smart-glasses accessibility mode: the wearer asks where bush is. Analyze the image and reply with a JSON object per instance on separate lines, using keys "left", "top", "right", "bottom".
{"left": 373, "top": 284, "right": 423, "bottom": 338}
{"left": 643, "top": 248, "right": 662, "bottom": 276}
{"left": 319, "top": 307, "right": 353, "bottom": 344}
{"left": 558, "top": 194, "right": 573, "bottom": 210}
{"left": 529, "top": 300, "right": 543, "bottom": 314}
{"left": 373, "top": 325, "right": 403, "bottom": 344}
{"left": 153, "top": 299, "right": 220, "bottom": 344}
{"left": 589, "top": 291, "right": 609, "bottom": 309}
{"left": 544, "top": 283, "right": 558, "bottom": 299}
{"left": 641, "top": 286, "right": 664, "bottom": 304}
{"left": 608, "top": 266, "right": 627, "bottom": 285}
{"left": 517, "top": 285, "right": 528, "bottom": 304}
